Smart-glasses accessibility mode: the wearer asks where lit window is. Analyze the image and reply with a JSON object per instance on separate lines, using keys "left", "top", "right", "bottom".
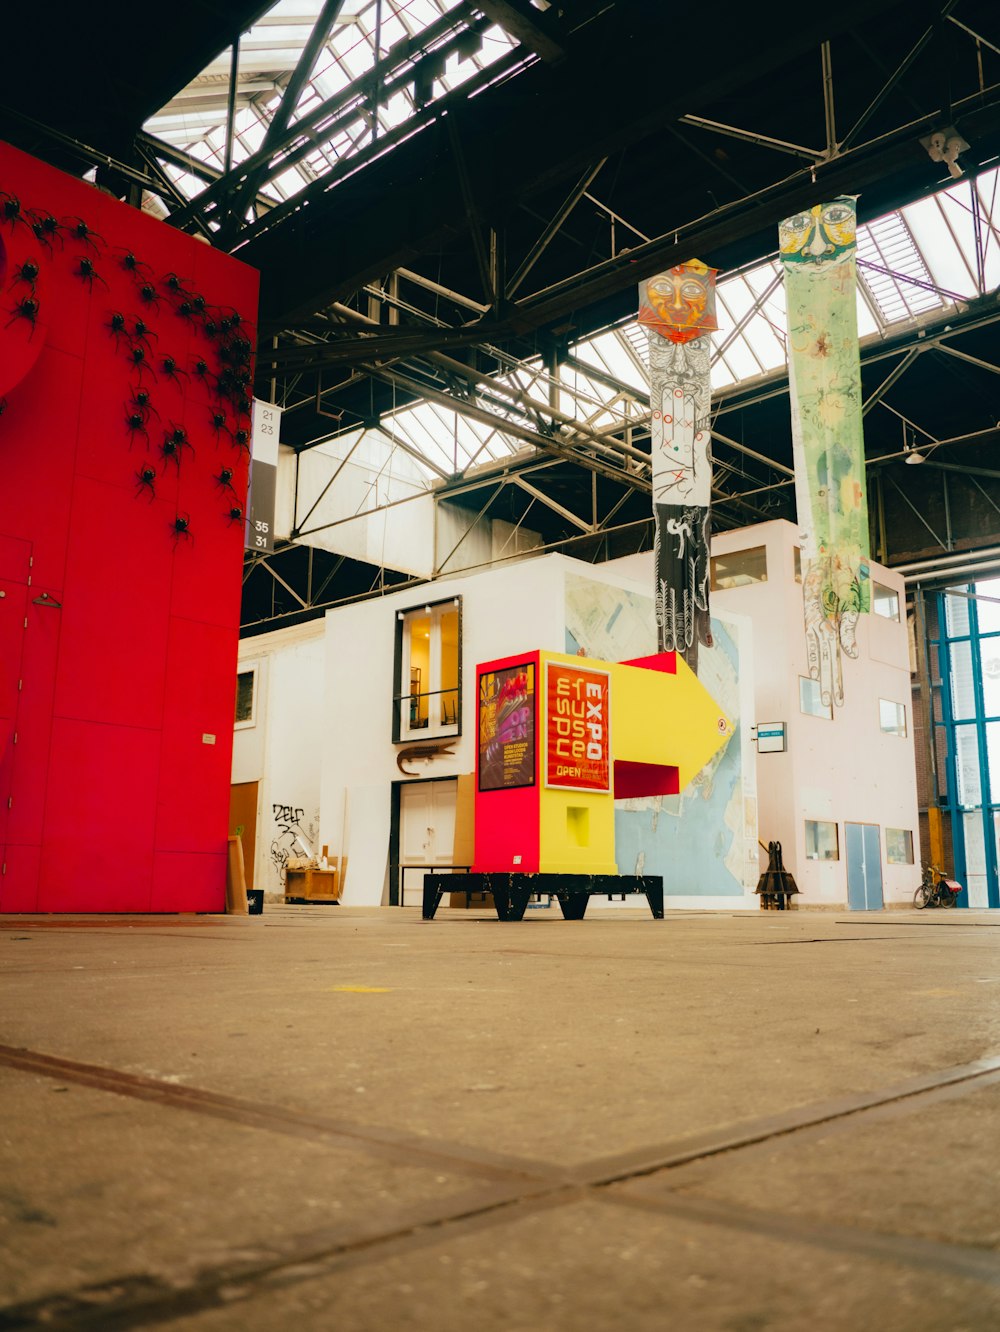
{"left": 799, "top": 676, "right": 832, "bottom": 720}
{"left": 711, "top": 546, "right": 767, "bottom": 590}
{"left": 873, "top": 582, "right": 901, "bottom": 621}
{"left": 805, "top": 820, "right": 839, "bottom": 860}
{"left": 394, "top": 598, "right": 461, "bottom": 741}
{"left": 235, "top": 666, "right": 257, "bottom": 729}
{"left": 879, "top": 699, "right": 907, "bottom": 737}
{"left": 886, "top": 828, "right": 914, "bottom": 864}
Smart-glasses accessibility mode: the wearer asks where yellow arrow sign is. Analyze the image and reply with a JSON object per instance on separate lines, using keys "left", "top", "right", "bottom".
{"left": 543, "top": 649, "right": 733, "bottom": 793}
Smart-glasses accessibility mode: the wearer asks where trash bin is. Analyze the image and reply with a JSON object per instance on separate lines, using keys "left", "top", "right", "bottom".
{"left": 246, "top": 889, "right": 264, "bottom": 915}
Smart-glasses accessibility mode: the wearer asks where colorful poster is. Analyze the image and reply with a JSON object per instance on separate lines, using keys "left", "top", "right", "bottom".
{"left": 780, "top": 197, "right": 871, "bottom": 708}
{"left": 640, "top": 261, "right": 717, "bottom": 672}
{"left": 545, "top": 662, "right": 610, "bottom": 791}
{"left": 478, "top": 663, "right": 535, "bottom": 791}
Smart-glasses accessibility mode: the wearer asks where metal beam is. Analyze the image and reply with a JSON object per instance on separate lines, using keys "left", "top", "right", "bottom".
{"left": 505, "top": 159, "right": 608, "bottom": 300}
{"left": 224, "top": 0, "right": 347, "bottom": 235}
{"left": 839, "top": 1, "right": 959, "bottom": 151}
{"left": 164, "top": 9, "right": 481, "bottom": 231}
{"left": 679, "top": 114, "right": 823, "bottom": 161}
{"left": 861, "top": 347, "right": 922, "bottom": 415}
{"left": 475, "top": 0, "right": 566, "bottom": 62}
{"left": 513, "top": 477, "right": 594, "bottom": 532}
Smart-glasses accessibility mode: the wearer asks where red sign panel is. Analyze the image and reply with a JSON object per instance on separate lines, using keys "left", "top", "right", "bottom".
{"left": 545, "top": 663, "right": 611, "bottom": 791}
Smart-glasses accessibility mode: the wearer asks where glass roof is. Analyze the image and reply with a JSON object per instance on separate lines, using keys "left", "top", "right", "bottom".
{"left": 142, "top": 3, "right": 1000, "bottom": 487}
{"left": 145, "top": 0, "right": 519, "bottom": 208}
{"left": 384, "top": 167, "right": 1000, "bottom": 480}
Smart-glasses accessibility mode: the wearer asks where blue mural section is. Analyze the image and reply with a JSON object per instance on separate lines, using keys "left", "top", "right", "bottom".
{"left": 613, "top": 622, "right": 745, "bottom": 896}
{"left": 564, "top": 572, "right": 754, "bottom": 897}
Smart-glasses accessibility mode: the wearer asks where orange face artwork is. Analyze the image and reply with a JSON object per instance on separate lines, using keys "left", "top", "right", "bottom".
{"left": 639, "top": 261, "right": 718, "bottom": 344}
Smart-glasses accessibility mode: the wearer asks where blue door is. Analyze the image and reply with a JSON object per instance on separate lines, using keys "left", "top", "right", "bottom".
{"left": 846, "top": 823, "right": 884, "bottom": 910}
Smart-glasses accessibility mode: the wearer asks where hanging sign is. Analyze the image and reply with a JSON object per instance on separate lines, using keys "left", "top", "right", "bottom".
{"left": 755, "top": 721, "right": 786, "bottom": 754}
{"left": 545, "top": 662, "right": 611, "bottom": 791}
{"left": 246, "top": 399, "right": 282, "bottom": 553}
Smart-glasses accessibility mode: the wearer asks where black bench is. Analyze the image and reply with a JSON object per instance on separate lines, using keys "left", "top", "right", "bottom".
{"left": 422, "top": 872, "right": 664, "bottom": 921}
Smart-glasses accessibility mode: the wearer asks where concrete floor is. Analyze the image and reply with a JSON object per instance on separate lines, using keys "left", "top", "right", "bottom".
{"left": 2, "top": 905, "right": 1000, "bottom": 1330}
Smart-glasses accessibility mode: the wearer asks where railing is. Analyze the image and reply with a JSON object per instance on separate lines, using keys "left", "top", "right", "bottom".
{"left": 393, "top": 687, "right": 460, "bottom": 731}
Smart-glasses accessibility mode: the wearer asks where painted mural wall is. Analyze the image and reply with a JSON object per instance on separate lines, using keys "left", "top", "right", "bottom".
{"left": 0, "top": 141, "right": 259, "bottom": 911}
{"left": 564, "top": 572, "right": 758, "bottom": 903}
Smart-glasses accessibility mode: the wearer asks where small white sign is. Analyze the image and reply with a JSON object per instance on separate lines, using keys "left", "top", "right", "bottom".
{"left": 202, "top": 733, "right": 217, "bottom": 745}
{"left": 756, "top": 722, "right": 786, "bottom": 754}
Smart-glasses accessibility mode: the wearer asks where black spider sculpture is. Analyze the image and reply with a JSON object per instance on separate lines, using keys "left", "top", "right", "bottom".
{"left": 171, "top": 513, "right": 193, "bottom": 545}
{"left": 124, "top": 407, "right": 150, "bottom": 449}
{"left": 0, "top": 191, "right": 28, "bottom": 232}
{"left": 214, "top": 366, "right": 251, "bottom": 406}
{"left": 227, "top": 505, "right": 244, "bottom": 525}
{"left": 6, "top": 296, "right": 39, "bottom": 336}
{"left": 74, "top": 257, "right": 108, "bottom": 290}
{"left": 135, "top": 465, "right": 157, "bottom": 500}
{"left": 209, "top": 411, "right": 229, "bottom": 441}
{"left": 130, "top": 318, "right": 157, "bottom": 353}
{"left": 190, "top": 292, "right": 207, "bottom": 315}
{"left": 126, "top": 344, "right": 154, "bottom": 379}
{"left": 174, "top": 299, "right": 195, "bottom": 322}
{"left": 219, "top": 335, "right": 253, "bottom": 368}
{"left": 160, "top": 424, "right": 193, "bottom": 467}
{"left": 214, "top": 466, "right": 236, "bottom": 495}
{"left": 138, "top": 283, "right": 161, "bottom": 309}
{"left": 232, "top": 427, "right": 250, "bottom": 455}
{"left": 27, "top": 210, "right": 63, "bottom": 250}
{"left": 192, "top": 358, "right": 210, "bottom": 381}
{"left": 131, "top": 388, "right": 159, "bottom": 421}
{"left": 202, "top": 317, "right": 219, "bottom": 340}
{"left": 117, "top": 250, "right": 151, "bottom": 278}
{"left": 13, "top": 259, "right": 40, "bottom": 287}
{"left": 160, "top": 355, "right": 188, "bottom": 386}
{"left": 163, "top": 272, "right": 191, "bottom": 298}
{"left": 64, "top": 217, "right": 104, "bottom": 252}
{"left": 107, "top": 311, "right": 129, "bottom": 347}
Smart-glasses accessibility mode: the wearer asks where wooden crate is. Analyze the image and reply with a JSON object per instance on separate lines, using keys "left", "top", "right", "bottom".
{"left": 285, "top": 865, "right": 341, "bottom": 903}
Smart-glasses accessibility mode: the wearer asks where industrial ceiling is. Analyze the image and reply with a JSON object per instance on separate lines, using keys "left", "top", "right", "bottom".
{"left": 2, "top": 0, "right": 999, "bottom": 631}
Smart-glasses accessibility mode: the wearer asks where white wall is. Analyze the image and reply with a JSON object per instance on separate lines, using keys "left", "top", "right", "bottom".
{"left": 710, "top": 520, "right": 918, "bottom": 907}
{"left": 322, "top": 557, "right": 568, "bottom": 904}
{"left": 274, "top": 431, "right": 436, "bottom": 576}
{"left": 233, "top": 622, "right": 325, "bottom": 896}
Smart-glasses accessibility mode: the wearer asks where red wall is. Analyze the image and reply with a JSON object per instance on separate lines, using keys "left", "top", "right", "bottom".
{"left": 0, "top": 142, "right": 259, "bottom": 911}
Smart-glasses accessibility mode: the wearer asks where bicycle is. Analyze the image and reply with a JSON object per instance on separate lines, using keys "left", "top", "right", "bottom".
{"left": 913, "top": 864, "right": 962, "bottom": 909}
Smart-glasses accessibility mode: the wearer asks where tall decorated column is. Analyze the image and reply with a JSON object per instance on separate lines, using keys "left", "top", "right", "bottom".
{"left": 639, "top": 261, "right": 718, "bottom": 673}
{"left": 780, "top": 198, "right": 871, "bottom": 708}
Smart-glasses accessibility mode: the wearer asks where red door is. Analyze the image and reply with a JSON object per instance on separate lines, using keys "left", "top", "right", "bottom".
{"left": 0, "top": 535, "right": 31, "bottom": 898}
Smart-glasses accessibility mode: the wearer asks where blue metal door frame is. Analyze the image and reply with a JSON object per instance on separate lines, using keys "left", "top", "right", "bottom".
{"left": 934, "top": 588, "right": 1000, "bottom": 909}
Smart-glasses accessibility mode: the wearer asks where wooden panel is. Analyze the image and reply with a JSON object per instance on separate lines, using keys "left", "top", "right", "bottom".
{"left": 229, "top": 781, "right": 258, "bottom": 890}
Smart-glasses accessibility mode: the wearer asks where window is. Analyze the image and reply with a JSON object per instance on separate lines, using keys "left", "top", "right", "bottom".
{"left": 805, "top": 820, "right": 839, "bottom": 860}
{"left": 879, "top": 699, "right": 907, "bottom": 737}
{"left": 235, "top": 666, "right": 257, "bottom": 728}
{"left": 710, "top": 546, "right": 767, "bottom": 590}
{"left": 799, "top": 676, "right": 832, "bottom": 720}
{"left": 886, "top": 828, "right": 915, "bottom": 864}
{"left": 873, "top": 582, "right": 901, "bottom": 621}
{"left": 394, "top": 598, "right": 461, "bottom": 741}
